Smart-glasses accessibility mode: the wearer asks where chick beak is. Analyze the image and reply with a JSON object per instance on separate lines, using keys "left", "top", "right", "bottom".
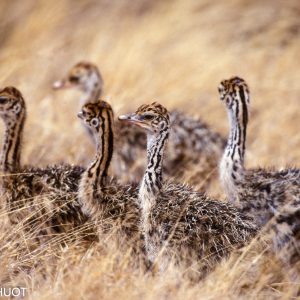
{"left": 77, "top": 111, "right": 84, "bottom": 119}
{"left": 118, "top": 113, "right": 149, "bottom": 130}
{"left": 52, "top": 79, "right": 73, "bottom": 90}
{"left": 118, "top": 113, "right": 135, "bottom": 122}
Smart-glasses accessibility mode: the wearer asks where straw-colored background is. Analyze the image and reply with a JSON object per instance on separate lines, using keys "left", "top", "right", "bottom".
{"left": 1, "top": 0, "right": 299, "bottom": 167}
{"left": 0, "top": 1, "right": 299, "bottom": 299}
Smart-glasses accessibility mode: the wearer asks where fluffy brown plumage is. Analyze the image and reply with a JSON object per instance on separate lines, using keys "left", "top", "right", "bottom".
{"left": 0, "top": 87, "right": 93, "bottom": 243}
{"left": 119, "top": 102, "right": 256, "bottom": 278}
{"left": 77, "top": 101, "right": 143, "bottom": 254}
{"left": 219, "top": 77, "right": 300, "bottom": 226}
{"left": 53, "top": 61, "right": 225, "bottom": 191}
{"left": 218, "top": 76, "right": 300, "bottom": 276}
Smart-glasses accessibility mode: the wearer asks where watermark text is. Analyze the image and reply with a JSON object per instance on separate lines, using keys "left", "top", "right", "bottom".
{"left": 0, "top": 287, "right": 27, "bottom": 298}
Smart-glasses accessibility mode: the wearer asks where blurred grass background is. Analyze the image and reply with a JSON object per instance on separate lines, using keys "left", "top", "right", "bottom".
{"left": 0, "top": 0, "right": 299, "bottom": 299}
{"left": 0, "top": 0, "right": 299, "bottom": 169}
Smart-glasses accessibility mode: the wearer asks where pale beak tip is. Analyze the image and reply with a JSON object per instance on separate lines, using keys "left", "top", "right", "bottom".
{"left": 118, "top": 114, "right": 130, "bottom": 121}
{"left": 77, "top": 111, "right": 83, "bottom": 119}
{"left": 52, "top": 80, "right": 63, "bottom": 90}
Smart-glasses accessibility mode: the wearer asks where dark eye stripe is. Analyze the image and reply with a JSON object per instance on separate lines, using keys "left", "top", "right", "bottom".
{"left": 0, "top": 98, "right": 8, "bottom": 104}
{"left": 69, "top": 76, "right": 80, "bottom": 82}
{"left": 143, "top": 114, "right": 155, "bottom": 120}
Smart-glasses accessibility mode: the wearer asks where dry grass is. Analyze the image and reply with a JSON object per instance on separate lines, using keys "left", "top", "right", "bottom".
{"left": 0, "top": 0, "right": 300, "bottom": 299}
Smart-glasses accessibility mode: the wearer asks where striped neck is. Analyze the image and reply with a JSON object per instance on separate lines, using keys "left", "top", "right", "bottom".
{"left": 78, "top": 109, "right": 114, "bottom": 217}
{"left": 220, "top": 87, "right": 249, "bottom": 202}
{"left": 139, "top": 126, "right": 169, "bottom": 213}
{"left": 0, "top": 110, "right": 26, "bottom": 173}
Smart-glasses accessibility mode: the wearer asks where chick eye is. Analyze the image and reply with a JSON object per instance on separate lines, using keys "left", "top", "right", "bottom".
{"left": 143, "top": 114, "right": 154, "bottom": 120}
{"left": 90, "top": 118, "right": 99, "bottom": 127}
{"left": 13, "top": 103, "right": 21, "bottom": 114}
{"left": 69, "top": 75, "right": 80, "bottom": 83}
{"left": 225, "top": 95, "right": 231, "bottom": 105}
{"left": 0, "top": 98, "right": 8, "bottom": 104}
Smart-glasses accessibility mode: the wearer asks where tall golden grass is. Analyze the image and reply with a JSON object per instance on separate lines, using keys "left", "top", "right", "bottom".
{"left": 0, "top": 0, "right": 300, "bottom": 298}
